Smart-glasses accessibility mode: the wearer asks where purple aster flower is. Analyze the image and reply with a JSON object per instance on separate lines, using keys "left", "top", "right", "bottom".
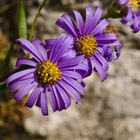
{"left": 56, "top": 6, "right": 120, "bottom": 80}
{"left": 118, "top": 0, "right": 140, "bottom": 32}
{"left": 6, "top": 35, "right": 87, "bottom": 116}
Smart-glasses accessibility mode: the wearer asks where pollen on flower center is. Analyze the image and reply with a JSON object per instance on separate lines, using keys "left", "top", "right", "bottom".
{"left": 105, "top": 25, "right": 120, "bottom": 51}
{"left": 129, "top": 0, "right": 140, "bottom": 8}
{"left": 75, "top": 35, "right": 97, "bottom": 58}
{"left": 105, "top": 25, "right": 120, "bottom": 39}
{"left": 36, "top": 60, "right": 62, "bottom": 85}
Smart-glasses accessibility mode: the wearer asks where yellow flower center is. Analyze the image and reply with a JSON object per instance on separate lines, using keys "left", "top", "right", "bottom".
{"left": 36, "top": 60, "right": 62, "bottom": 85}
{"left": 129, "top": 0, "right": 140, "bottom": 8}
{"left": 105, "top": 25, "right": 120, "bottom": 39}
{"left": 104, "top": 25, "right": 120, "bottom": 52}
{"left": 75, "top": 35, "right": 97, "bottom": 58}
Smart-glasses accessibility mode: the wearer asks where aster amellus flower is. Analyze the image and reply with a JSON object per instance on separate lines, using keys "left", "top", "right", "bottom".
{"left": 6, "top": 35, "right": 86, "bottom": 115}
{"left": 56, "top": 6, "right": 120, "bottom": 80}
{"left": 118, "top": 0, "right": 140, "bottom": 32}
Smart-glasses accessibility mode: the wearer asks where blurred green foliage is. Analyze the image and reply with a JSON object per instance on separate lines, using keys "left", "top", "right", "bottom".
{"left": 17, "top": 0, "right": 27, "bottom": 39}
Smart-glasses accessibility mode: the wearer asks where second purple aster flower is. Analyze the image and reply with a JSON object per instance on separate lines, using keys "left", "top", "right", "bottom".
{"left": 118, "top": 0, "right": 140, "bottom": 32}
{"left": 56, "top": 6, "right": 121, "bottom": 80}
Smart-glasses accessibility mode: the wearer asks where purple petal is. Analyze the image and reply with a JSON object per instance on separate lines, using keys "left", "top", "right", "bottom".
{"left": 10, "top": 78, "right": 34, "bottom": 92}
{"left": 121, "top": 9, "right": 132, "bottom": 24}
{"left": 131, "top": 14, "right": 140, "bottom": 33}
{"left": 95, "top": 53, "right": 109, "bottom": 71}
{"left": 82, "top": 58, "right": 92, "bottom": 77}
{"left": 36, "top": 93, "right": 41, "bottom": 107}
{"left": 49, "top": 34, "right": 71, "bottom": 62}
{"left": 91, "top": 56, "right": 107, "bottom": 81}
{"left": 58, "top": 80, "right": 80, "bottom": 103}
{"left": 60, "top": 49, "right": 76, "bottom": 60}
{"left": 72, "top": 10, "right": 84, "bottom": 35}
{"left": 17, "top": 38, "right": 44, "bottom": 62}
{"left": 96, "top": 33, "right": 117, "bottom": 41}
{"left": 7, "top": 69, "right": 35, "bottom": 84}
{"left": 49, "top": 35, "right": 65, "bottom": 60}
{"left": 14, "top": 82, "right": 37, "bottom": 101}
{"left": 104, "top": 47, "right": 114, "bottom": 62}
{"left": 84, "top": 6, "right": 94, "bottom": 34}
{"left": 97, "top": 47, "right": 105, "bottom": 55}
{"left": 58, "top": 55, "right": 84, "bottom": 69}
{"left": 62, "top": 76, "right": 84, "bottom": 96}
{"left": 62, "top": 70, "right": 82, "bottom": 81}
{"left": 51, "top": 85, "right": 65, "bottom": 111}
{"left": 25, "top": 87, "right": 41, "bottom": 108}
{"left": 56, "top": 19, "right": 77, "bottom": 38}
{"left": 118, "top": 0, "right": 128, "bottom": 5}
{"left": 40, "top": 89, "right": 48, "bottom": 115}
{"left": 90, "top": 7, "right": 103, "bottom": 32}
{"left": 62, "top": 61, "right": 89, "bottom": 72}
{"left": 98, "top": 40, "right": 121, "bottom": 46}
{"left": 111, "top": 41, "right": 122, "bottom": 46}
{"left": 49, "top": 88, "right": 59, "bottom": 112}
{"left": 32, "top": 39, "right": 48, "bottom": 60}
{"left": 61, "top": 14, "right": 79, "bottom": 36}
{"left": 92, "top": 19, "right": 109, "bottom": 35}
{"left": 45, "top": 39, "right": 55, "bottom": 48}
{"left": 16, "top": 58, "right": 37, "bottom": 67}
{"left": 52, "top": 36, "right": 73, "bottom": 62}
{"left": 55, "top": 84, "right": 71, "bottom": 109}
{"left": 14, "top": 73, "right": 34, "bottom": 82}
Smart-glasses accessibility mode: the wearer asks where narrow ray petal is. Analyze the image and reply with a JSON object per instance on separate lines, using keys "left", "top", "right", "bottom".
{"left": 32, "top": 39, "right": 48, "bottom": 60}
{"left": 7, "top": 69, "right": 35, "bottom": 84}
{"left": 95, "top": 53, "right": 109, "bottom": 71}
{"left": 56, "top": 84, "right": 71, "bottom": 109}
{"left": 62, "top": 76, "right": 84, "bottom": 96}
{"left": 17, "top": 38, "right": 43, "bottom": 62}
{"left": 62, "top": 70, "right": 82, "bottom": 81}
{"left": 92, "top": 56, "right": 107, "bottom": 81}
{"left": 10, "top": 78, "right": 34, "bottom": 92}
{"left": 84, "top": 6, "right": 94, "bottom": 34}
{"left": 92, "top": 19, "right": 109, "bottom": 35}
{"left": 14, "top": 83, "right": 37, "bottom": 101}
{"left": 25, "top": 87, "right": 41, "bottom": 108}
{"left": 40, "top": 89, "right": 48, "bottom": 115}
{"left": 58, "top": 55, "right": 84, "bottom": 68}
{"left": 51, "top": 85, "right": 65, "bottom": 111}
{"left": 58, "top": 80, "right": 80, "bottom": 103}
{"left": 49, "top": 88, "right": 59, "bottom": 112}
{"left": 73, "top": 10, "right": 84, "bottom": 35}
{"left": 16, "top": 58, "right": 37, "bottom": 67}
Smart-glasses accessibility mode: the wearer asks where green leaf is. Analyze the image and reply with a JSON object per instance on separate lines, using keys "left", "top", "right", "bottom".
{"left": 17, "top": 0, "right": 27, "bottom": 38}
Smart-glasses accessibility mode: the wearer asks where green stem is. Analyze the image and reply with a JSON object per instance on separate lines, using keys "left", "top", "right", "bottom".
{"left": 28, "top": 0, "right": 47, "bottom": 40}
{"left": 0, "top": 82, "right": 7, "bottom": 90}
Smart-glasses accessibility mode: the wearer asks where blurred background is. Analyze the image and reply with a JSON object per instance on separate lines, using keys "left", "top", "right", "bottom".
{"left": 0, "top": 0, "right": 140, "bottom": 140}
